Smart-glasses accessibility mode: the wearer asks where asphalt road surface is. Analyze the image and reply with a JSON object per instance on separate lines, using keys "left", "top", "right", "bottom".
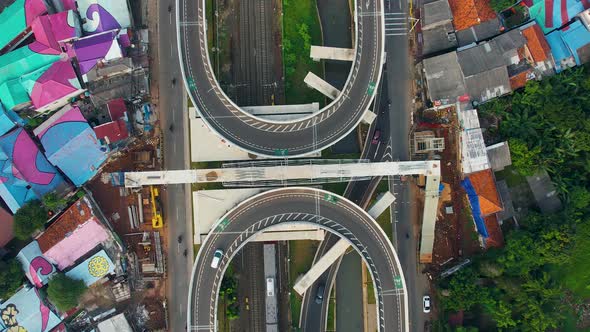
{"left": 157, "top": 1, "right": 193, "bottom": 331}
{"left": 188, "top": 188, "right": 408, "bottom": 332}
{"left": 177, "top": 0, "right": 385, "bottom": 156}
{"left": 384, "top": 0, "right": 429, "bottom": 330}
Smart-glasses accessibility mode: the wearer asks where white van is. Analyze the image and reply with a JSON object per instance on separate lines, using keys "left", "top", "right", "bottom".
{"left": 266, "top": 278, "right": 275, "bottom": 297}
{"left": 211, "top": 249, "right": 223, "bottom": 269}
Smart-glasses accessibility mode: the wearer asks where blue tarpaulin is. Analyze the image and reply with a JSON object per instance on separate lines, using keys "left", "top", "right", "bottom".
{"left": 461, "top": 177, "right": 489, "bottom": 238}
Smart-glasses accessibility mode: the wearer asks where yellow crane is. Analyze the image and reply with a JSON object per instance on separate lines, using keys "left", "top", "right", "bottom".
{"left": 150, "top": 185, "right": 163, "bottom": 228}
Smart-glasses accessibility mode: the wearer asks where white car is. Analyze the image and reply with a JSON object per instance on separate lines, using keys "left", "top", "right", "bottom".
{"left": 423, "top": 295, "right": 431, "bottom": 313}
{"left": 210, "top": 249, "right": 223, "bottom": 268}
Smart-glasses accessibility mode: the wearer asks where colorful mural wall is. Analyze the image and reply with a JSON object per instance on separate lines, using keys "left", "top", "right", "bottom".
{"left": 0, "top": 287, "right": 61, "bottom": 332}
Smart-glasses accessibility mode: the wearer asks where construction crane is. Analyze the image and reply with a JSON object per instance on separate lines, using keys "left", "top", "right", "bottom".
{"left": 150, "top": 185, "right": 163, "bottom": 228}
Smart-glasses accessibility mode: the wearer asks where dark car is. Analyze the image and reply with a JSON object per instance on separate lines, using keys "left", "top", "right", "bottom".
{"left": 371, "top": 130, "right": 381, "bottom": 144}
{"left": 315, "top": 284, "right": 325, "bottom": 304}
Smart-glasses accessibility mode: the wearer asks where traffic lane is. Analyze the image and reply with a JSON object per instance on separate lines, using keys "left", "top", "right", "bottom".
{"left": 179, "top": 0, "right": 384, "bottom": 155}
{"left": 190, "top": 189, "right": 406, "bottom": 332}
{"left": 158, "top": 1, "right": 191, "bottom": 331}
{"left": 385, "top": 35, "right": 410, "bottom": 160}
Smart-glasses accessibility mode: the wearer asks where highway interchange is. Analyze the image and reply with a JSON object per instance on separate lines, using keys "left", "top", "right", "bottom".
{"left": 187, "top": 188, "right": 408, "bottom": 331}
{"left": 172, "top": 0, "right": 417, "bottom": 330}
{"left": 178, "top": 0, "right": 385, "bottom": 156}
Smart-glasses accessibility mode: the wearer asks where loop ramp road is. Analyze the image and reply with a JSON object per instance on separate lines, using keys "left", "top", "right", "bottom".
{"left": 177, "top": 0, "right": 385, "bottom": 157}
{"left": 187, "top": 187, "right": 408, "bottom": 332}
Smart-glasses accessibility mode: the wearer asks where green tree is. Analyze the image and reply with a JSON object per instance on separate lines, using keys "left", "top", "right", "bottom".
{"left": 42, "top": 192, "right": 67, "bottom": 211}
{"left": 13, "top": 200, "right": 48, "bottom": 240}
{"left": 490, "top": 0, "right": 516, "bottom": 12}
{"left": 0, "top": 259, "right": 24, "bottom": 300}
{"left": 485, "top": 300, "right": 517, "bottom": 329}
{"left": 47, "top": 273, "right": 87, "bottom": 311}
{"left": 508, "top": 139, "right": 543, "bottom": 176}
{"left": 441, "top": 270, "right": 488, "bottom": 312}
{"left": 569, "top": 186, "right": 590, "bottom": 212}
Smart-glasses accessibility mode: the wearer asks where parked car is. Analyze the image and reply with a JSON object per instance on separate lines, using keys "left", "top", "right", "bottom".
{"left": 315, "top": 284, "right": 325, "bottom": 304}
{"left": 371, "top": 130, "right": 381, "bottom": 144}
{"left": 423, "top": 295, "right": 431, "bottom": 313}
{"left": 210, "top": 249, "right": 223, "bottom": 268}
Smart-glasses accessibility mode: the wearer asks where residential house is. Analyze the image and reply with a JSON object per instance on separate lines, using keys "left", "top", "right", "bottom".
{"left": 0, "top": 286, "right": 62, "bottom": 331}
{"left": 93, "top": 98, "right": 130, "bottom": 145}
{"left": 421, "top": 0, "right": 457, "bottom": 55}
{"left": 0, "top": 127, "right": 70, "bottom": 213}
{"left": 35, "top": 196, "right": 112, "bottom": 270}
{"left": 422, "top": 51, "right": 466, "bottom": 103}
{"left": 523, "top": 0, "right": 590, "bottom": 33}
{"left": 547, "top": 19, "right": 590, "bottom": 72}
{"left": 448, "top": 0, "right": 502, "bottom": 46}
{"left": 33, "top": 105, "right": 109, "bottom": 186}
{"left": 65, "top": 249, "right": 115, "bottom": 286}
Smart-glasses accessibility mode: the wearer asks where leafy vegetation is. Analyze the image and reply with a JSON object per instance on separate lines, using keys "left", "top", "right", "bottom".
{"left": 42, "top": 192, "right": 68, "bottom": 212}
{"left": 490, "top": 0, "right": 516, "bottom": 13}
{"left": 47, "top": 273, "right": 87, "bottom": 311}
{"left": 0, "top": 259, "right": 24, "bottom": 300}
{"left": 283, "top": 0, "right": 325, "bottom": 104}
{"left": 439, "top": 66, "right": 590, "bottom": 330}
{"left": 220, "top": 266, "right": 239, "bottom": 320}
{"left": 13, "top": 200, "right": 48, "bottom": 240}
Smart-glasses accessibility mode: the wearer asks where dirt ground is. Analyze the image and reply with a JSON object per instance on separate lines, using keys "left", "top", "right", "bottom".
{"left": 413, "top": 107, "right": 482, "bottom": 273}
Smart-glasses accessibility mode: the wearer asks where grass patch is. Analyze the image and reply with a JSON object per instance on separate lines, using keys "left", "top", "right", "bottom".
{"left": 188, "top": 95, "right": 194, "bottom": 108}
{"left": 376, "top": 207, "right": 392, "bottom": 240}
{"left": 365, "top": 266, "right": 376, "bottom": 304}
{"left": 193, "top": 244, "right": 201, "bottom": 259}
{"left": 283, "top": 0, "right": 325, "bottom": 105}
{"left": 322, "top": 182, "right": 348, "bottom": 196}
{"left": 560, "top": 221, "right": 590, "bottom": 299}
{"left": 288, "top": 240, "right": 318, "bottom": 327}
{"left": 326, "top": 289, "right": 336, "bottom": 330}
{"left": 494, "top": 166, "right": 527, "bottom": 187}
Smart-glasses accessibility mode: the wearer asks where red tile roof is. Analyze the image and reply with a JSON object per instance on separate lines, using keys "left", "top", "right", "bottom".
{"left": 448, "top": 0, "right": 497, "bottom": 31}
{"left": 37, "top": 197, "right": 94, "bottom": 252}
{"left": 522, "top": 23, "right": 551, "bottom": 62}
{"left": 106, "top": 98, "right": 127, "bottom": 120}
{"left": 484, "top": 215, "right": 504, "bottom": 248}
{"left": 93, "top": 119, "right": 129, "bottom": 143}
{"left": 468, "top": 169, "right": 503, "bottom": 216}
{"left": 0, "top": 206, "right": 14, "bottom": 247}
{"left": 509, "top": 70, "right": 528, "bottom": 90}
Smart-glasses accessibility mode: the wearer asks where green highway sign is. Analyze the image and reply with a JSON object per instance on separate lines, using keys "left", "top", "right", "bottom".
{"left": 216, "top": 218, "right": 230, "bottom": 231}
{"left": 274, "top": 149, "right": 289, "bottom": 156}
{"left": 324, "top": 194, "right": 338, "bottom": 203}
{"left": 367, "top": 82, "right": 376, "bottom": 95}
{"left": 394, "top": 276, "right": 403, "bottom": 289}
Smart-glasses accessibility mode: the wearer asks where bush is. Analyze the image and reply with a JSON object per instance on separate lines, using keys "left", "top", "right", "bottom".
{"left": 47, "top": 273, "right": 87, "bottom": 311}
{"left": 13, "top": 200, "right": 48, "bottom": 240}
{"left": 0, "top": 259, "right": 24, "bottom": 299}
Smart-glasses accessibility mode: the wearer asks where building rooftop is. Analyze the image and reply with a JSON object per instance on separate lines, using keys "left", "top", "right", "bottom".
{"left": 526, "top": 170, "right": 562, "bottom": 214}
{"left": 521, "top": 23, "right": 552, "bottom": 62}
{"left": 93, "top": 119, "right": 129, "bottom": 144}
{"left": 0, "top": 102, "right": 22, "bottom": 136}
{"left": 97, "top": 313, "right": 133, "bottom": 332}
{"left": 76, "top": 0, "right": 132, "bottom": 35}
{"left": 468, "top": 169, "right": 503, "bottom": 216}
{"left": 0, "top": 286, "right": 62, "bottom": 331}
{"left": 483, "top": 215, "right": 504, "bottom": 248}
{"left": 495, "top": 179, "right": 515, "bottom": 222}
{"left": 36, "top": 196, "right": 110, "bottom": 269}
{"left": 525, "top": 0, "right": 589, "bottom": 33}
{"left": 65, "top": 249, "right": 115, "bottom": 286}
{"left": 0, "top": 0, "right": 47, "bottom": 50}
{"left": 422, "top": 0, "right": 452, "bottom": 28}
{"left": 0, "top": 127, "right": 70, "bottom": 213}
{"left": 17, "top": 240, "right": 57, "bottom": 287}
{"left": 486, "top": 141, "right": 512, "bottom": 171}
{"left": 448, "top": 0, "right": 497, "bottom": 31}
{"left": 422, "top": 51, "right": 466, "bottom": 102}
{"left": 422, "top": 21, "right": 458, "bottom": 55}
{"left": 107, "top": 98, "right": 127, "bottom": 120}
{"left": 463, "top": 66, "right": 511, "bottom": 102}
{"left": 30, "top": 60, "right": 82, "bottom": 110}
{"left": 35, "top": 105, "right": 109, "bottom": 186}
{"left": 457, "top": 42, "right": 505, "bottom": 76}
{"left": 73, "top": 31, "right": 123, "bottom": 75}
{"left": 456, "top": 18, "right": 502, "bottom": 46}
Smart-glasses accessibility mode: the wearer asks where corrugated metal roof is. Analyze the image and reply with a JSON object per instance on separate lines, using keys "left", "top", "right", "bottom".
{"left": 456, "top": 18, "right": 502, "bottom": 46}
{"left": 486, "top": 141, "right": 512, "bottom": 171}
{"left": 422, "top": 0, "right": 452, "bottom": 28}
{"left": 457, "top": 42, "right": 505, "bottom": 76}
{"left": 423, "top": 51, "right": 466, "bottom": 102}
{"left": 457, "top": 108, "right": 480, "bottom": 129}
{"left": 461, "top": 128, "right": 490, "bottom": 174}
{"left": 422, "top": 22, "right": 458, "bottom": 55}
{"left": 464, "top": 66, "right": 511, "bottom": 102}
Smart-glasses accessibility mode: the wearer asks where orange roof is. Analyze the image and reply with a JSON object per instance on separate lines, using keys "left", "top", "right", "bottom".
{"left": 468, "top": 169, "right": 502, "bottom": 216}
{"left": 509, "top": 71, "right": 528, "bottom": 90}
{"left": 37, "top": 197, "right": 94, "bottom": 252}
{"left": 448, "top": 0, "right": 497, "bottom": 31}
{"left": 484, "top": 215, "right": 504, "bottom": 248}
{"left": 522, "top": 24, "right": 551, "bottom": 62}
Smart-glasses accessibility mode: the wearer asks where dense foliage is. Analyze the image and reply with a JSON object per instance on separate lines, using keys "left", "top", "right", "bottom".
{"left": 438, "top": 66, "right": 590, "bottom": 330}
{"left": 0, "top": 259, "right": 24, "bottom": 300}
{"left": 47, "top": 273, "right": 87, "bottom": 311}
{"left": 13, "top": 200, "right": 48, "bottom": 240}
{"left": 490, "top": 0, "right": 516, "bottom": 13}
{"left": 220, "top": 266, "right": 239, "bottom": 320}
